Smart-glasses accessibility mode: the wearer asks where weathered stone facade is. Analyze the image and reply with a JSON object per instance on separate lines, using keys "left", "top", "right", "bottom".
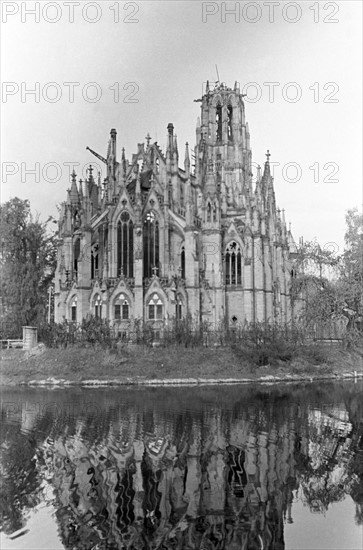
{"left": 54, "top": 81, "right": 298, "bottom": 330}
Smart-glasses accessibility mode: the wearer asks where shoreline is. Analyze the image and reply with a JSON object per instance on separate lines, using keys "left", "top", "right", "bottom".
{"left": 1, "top": 344, "right": 362, "bottom": 388}
{"left": 19, "top": 371, "right": 363, "bottom": 388}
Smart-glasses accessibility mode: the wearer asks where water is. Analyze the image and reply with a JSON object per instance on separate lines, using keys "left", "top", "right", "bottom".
{"left": 1, "top": 381, "right": 362, "bottom": 549}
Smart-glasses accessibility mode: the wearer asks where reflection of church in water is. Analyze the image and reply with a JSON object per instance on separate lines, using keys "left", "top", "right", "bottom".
{"left": 55, "top": 81, "right": 298, "bottom": 329}
{"left": 40, "top": 404, "right": 306, "bottom": 549}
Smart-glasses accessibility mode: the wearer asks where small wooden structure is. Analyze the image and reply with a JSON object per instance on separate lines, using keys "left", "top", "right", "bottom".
{"left": 22, "top": 326, "right": 38, "bottom": 350}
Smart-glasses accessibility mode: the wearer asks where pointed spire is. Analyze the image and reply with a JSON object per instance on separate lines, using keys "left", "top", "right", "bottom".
{"left": 166, "top": 123, "right": 174, "bottom": 157}
{"left": 206, "top": 80, "right": 210, "bottom": 93}
{"left": 78, "top": 179, "right": 83, "bottom": 200}
{"left": 88, "top": 164, "right": 94, "bottom": 182}
{"left": 121, "top": 147, "right": 127, "bottom": 178}
{"left": 256, "top": 164, "right": 262, "bottom": 183}
{"left": 70, "top": 170, "right": 79, "bottom": 205}
{"left": 263, "top": 150, "right": 271, "bottom": 179}
{"left": 84, "top": 177, "right": 89, "bottom": 200}
{"left": 110, "top": 128, "right": 117, "bottom": 153}
{"left": 196, "top": 116, "right": 201, "bottom": 129}
{"left": 173, "top": 134, "right": 178, "bottom": 156}
{"left": 184, "top": 142, "right": 190, "bottom": 177}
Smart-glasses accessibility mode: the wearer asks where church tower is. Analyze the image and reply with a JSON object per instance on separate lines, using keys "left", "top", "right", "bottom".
{"left": 195, "top": 81, "right": 253, "bottom": 325}
{"left": 196, "top": 80, "right": 252, "bottom": 204}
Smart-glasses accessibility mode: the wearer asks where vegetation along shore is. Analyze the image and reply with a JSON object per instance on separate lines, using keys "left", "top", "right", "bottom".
{"left": 1, "top": 321, "right": 362, "bottom": 387}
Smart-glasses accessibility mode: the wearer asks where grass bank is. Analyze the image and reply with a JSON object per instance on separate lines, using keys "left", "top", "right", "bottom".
{"left": 1, "top": 342, "right": 362, "bottom": 386}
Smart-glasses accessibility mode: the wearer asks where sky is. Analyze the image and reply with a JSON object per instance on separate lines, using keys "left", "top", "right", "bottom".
{"left": 1, "top": 0, "right": 362, "bottom": 253}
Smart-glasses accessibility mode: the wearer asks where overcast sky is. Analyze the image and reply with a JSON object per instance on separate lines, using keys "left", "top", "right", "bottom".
{"left": 1, "top": 0, "right": 362, "bottom": 252}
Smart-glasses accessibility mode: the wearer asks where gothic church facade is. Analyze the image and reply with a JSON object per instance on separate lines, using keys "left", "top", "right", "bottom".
{"left": 54, "top": 81, "right": 297, "bottom": 331}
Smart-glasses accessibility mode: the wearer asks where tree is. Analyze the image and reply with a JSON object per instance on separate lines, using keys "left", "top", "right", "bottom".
{"left": 338, "top": 208, "right": 363, "bottom": 329}
{"left": 291, "top": 239, "right": 340, "bottom": 327}
{"left": 292, "top": 208, "right": 363, "bottom": 333}
{"left": 0, "top": 197, "right": 57, "bottom": 337}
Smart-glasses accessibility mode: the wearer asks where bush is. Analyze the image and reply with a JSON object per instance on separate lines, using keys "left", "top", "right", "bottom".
{"left": 231, "top": 322, "right": 304, "bottom": 367}
{"left": 37, "top": 316, "right": 115, "bottom": 349}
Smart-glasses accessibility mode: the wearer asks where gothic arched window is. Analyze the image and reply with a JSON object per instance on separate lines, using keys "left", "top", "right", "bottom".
{"left": 176, "top": 294, "right": 183, "bottom": 320}
{"left": 207, "top": 203, "right": 212, "bottom": 222}
{"left": 181, "top": 246, "right": 185, "bottom": 279}
{"left": 216, "top": 103, "right": 222, "bottom": 142}
{"left": 225, "top": 241, "right": 242, "bottom": 285}
{"left": 91, "top": 243, "right": 99, "bottom": 279}
{"left": 70, "top": 296, "right": 77, "bottom": 322}
{"left": 143, "top": 211, "right": 160, "bottom": 278}
{"left": 93, "top": 294, "right": 102, "bottom": 318}
{"left": 114, "top": 293, "right": 130, "bottom": 321}
{"left": 117, "top": 211, "right": 134, "bottom": 278}
{"left": 227, "top": 104, "right": 233, "bottom": 141}
{"left": 147, "top": 293, "right": 163, "bottom": 320}
{"left": 73, "top": 238, "right": 80, "bottom": 276}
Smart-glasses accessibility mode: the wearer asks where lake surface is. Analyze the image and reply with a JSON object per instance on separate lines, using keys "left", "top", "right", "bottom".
{"left": 1, "top": 381, "right": 362, "bottom": 549}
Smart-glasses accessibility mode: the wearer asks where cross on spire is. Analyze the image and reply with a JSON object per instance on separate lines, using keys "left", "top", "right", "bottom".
{"left": 145, "top": 133, "right": 151, "bottom": 148}
{"left": 151, "top": 265, "right": 159, "bottom": 277}
{"left": 266, "top": 150, "right": 271, "bottom": 162}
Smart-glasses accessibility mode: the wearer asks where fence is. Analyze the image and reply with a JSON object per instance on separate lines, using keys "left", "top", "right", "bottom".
{"left": 37, "top": 316, "right": 349, "bottom": 350}
{"left": 0, "top": 326, "right": 38, "bottom": 350}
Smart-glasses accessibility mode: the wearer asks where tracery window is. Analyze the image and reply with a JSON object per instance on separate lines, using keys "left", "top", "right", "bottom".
{"left": 93, "top": 294, "right": 102, "bottom": 318}
{"left": 181, "top": 246, "right": 185, "bottom": 279}
{"left": 148, "top": 293, "right": 163, "bottom": 320}
{"left": 225, "top": 241, "right": 242, "bottom": 285}
{"left": 216, "top": 103, "right": 222, "bottom": 142}
{"left": 114, "top": 293, "right": 130, "bottom": 320}
{"left": 227, "top": 104, "right": 233, "bottom": 141}
{"left": 70, "top": 296, "right": 77, "bottom": 322}
{"left": 117, "top": 211, "right": 134, "bottom": 277}
{"left": 91, "top": 243, "right": 99, "bottom": 279}
{"left": 73, "top": 238, "right": 80, "bottom": 276}
{"left": 176, "top": 294, "right": 183, "bottom": 320}
{"left": 143, "top": 211, "right": 160, "bottom": 278}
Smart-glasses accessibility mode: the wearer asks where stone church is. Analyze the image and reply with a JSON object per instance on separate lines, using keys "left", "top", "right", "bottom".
{"left": 54, "top": 81, "right": 298, "bottom": 332}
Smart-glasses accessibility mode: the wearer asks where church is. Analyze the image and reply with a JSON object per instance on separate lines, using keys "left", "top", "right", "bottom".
{"left": 54, "top": 80, "right": 298, "bottom": 333}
